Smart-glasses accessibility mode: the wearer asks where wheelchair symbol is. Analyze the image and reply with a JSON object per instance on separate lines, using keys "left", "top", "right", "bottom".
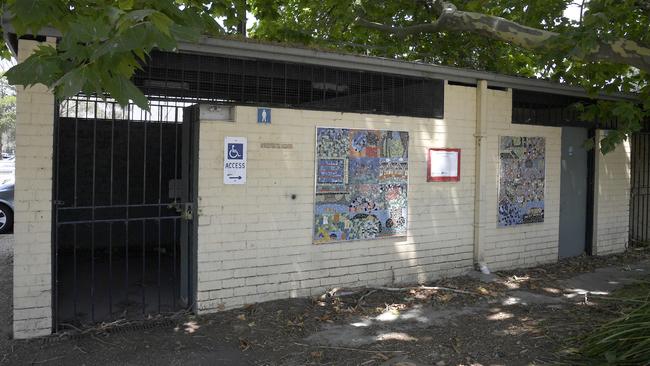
{"left": 228, "top": 143, "right": 243, "bottom": 159}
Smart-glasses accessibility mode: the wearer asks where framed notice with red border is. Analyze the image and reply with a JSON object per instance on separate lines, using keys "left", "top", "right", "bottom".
{"left": 427, "top": 148, "right": 461, "bottom": 182}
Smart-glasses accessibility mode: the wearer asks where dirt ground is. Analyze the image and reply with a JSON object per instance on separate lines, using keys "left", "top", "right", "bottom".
{"left": 1, "top": 236, "right": 649, "bottom": 366}
{"left": 0, "top": 235, "right": 13, "bottom": 357}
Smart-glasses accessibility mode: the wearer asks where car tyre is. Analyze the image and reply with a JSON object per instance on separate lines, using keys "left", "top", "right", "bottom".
{"left": 0, "top": 203, "right": 13, "bottom": 234}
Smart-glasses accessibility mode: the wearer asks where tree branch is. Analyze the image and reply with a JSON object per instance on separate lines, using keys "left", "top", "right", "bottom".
{"left": 356, "top": 1, "right": 650, "bottom": 73}
{"left": 355, "top": 17, "right": 443, "bottom": 36}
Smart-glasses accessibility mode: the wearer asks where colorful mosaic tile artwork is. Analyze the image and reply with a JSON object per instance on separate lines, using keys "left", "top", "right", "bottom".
{"left": 498, "top": 136, "right": 546, "bottom": 227}
{"left": 314, "top": 127, "right": 409, "bottom": 243}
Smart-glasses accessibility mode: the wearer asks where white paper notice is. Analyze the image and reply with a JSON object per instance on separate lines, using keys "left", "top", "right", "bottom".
{"left": 429, "top": 149, "right": 459, "bottom": 179}
{"left": 224, "top": 137, "right": 247, "bottom": 184}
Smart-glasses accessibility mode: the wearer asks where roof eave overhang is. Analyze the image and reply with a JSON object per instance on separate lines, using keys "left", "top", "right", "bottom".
{"left": 179, "top": 37, "right": 637, "bottom": 102}
{"left": 1, "top": 23, "right": 637, "bottom": 103}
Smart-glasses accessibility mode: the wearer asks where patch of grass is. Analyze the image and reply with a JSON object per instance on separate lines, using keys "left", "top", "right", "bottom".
{"left": 613, "top": 278, "right": 650, "bottom": 303}
{"left": 571, "top": 277, "right": 650, "bottom": 365}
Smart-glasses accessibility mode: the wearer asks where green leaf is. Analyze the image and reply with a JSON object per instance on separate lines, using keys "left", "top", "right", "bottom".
{"left": 149, "top": 11, "right": 174, "bottom": 36}
{"left": 133, "top": 49, "right": 148, "bottom": 62}
{"left": 5, "top": 45, "right": 62, "bottom": 87}
{"left": 170, "top": 23, "right": 201, "bottom": 42}
{"left": 117, "top": 77, "right": 149, "bottom": 110}
{"left": 122, "top": 9, "right": 157, "bottom": 23}
{"left": 9, "top": 0, "right": 65, "bottom": 35}
{"left": 53, "top": 69, "right": 86, "bottom": 98}
{"left": 582, "top": 137, "right": 595, "bottom": 151}
{"left": 103, "top": 74, "right": 149, "bottom": 110}
{"left": 119, "top": 0, "right": 135, "bottom": 10}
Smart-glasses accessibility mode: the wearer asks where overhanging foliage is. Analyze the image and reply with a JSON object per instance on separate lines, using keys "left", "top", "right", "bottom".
{"left": 1, "top": 0, "right": 649, "bottom": 152}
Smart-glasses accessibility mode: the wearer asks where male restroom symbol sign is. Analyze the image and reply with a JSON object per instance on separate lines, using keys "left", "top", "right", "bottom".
{"left": 257, "top": 108, "right": 271, "bottom": 124}
{"left": 224, "top": 137, "right": 247, "bottom": 185}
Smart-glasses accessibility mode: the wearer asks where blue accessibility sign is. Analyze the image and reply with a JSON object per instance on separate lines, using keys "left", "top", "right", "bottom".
{"left": 227, "top": 143, "right": 244, "bottom": 160}
{"left": 224, "top": 137, "right": 247, "bottom": 185}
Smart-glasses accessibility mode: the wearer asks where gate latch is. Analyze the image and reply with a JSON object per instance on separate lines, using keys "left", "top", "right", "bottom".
{"left": 181, "top": 202, "right": 193, "bottom": 220}
{"left": 169, "top": 201, "right": 193, "bottom": 220}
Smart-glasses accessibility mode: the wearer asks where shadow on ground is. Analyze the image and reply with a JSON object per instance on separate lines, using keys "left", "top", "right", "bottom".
{"left": 1, "top": 239, "right": 648, "bottom": 366}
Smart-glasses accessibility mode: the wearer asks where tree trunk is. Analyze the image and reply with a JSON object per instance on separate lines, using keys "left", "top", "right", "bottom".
{"left": 237, "top": 0, "right": 247, "bottom": 37}
{"left": 356, "top": 1, "right": 650, "bottom": 72}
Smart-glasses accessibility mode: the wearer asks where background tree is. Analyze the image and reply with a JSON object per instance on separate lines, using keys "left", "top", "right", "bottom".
{"left": 248, "top": 0, "right": 650, "bottom": 152}
{"left": 0, "top": 77, "right": 15, "bottom": 156}
{"left": 1, "top": 0, "right": 649, "bottom": 152}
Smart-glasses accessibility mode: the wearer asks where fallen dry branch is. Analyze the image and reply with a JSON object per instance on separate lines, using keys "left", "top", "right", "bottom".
{"left": 90, "top": 334, "right": 119, "bottom": 347}
{"left": 30, "top": 356, "right": 65, "bottom": 364}
{"left": 322, "top": 288, "right": 361, "bottom": 299}
{"left": 326, "top": 284, "right": 476, "bottom": 301}
{"left": 293, "top": 342, "right": 405, "bottom": 354}
{"left": 370, "top": 285, "right": 476, "bottom": 295}
{"left": 356, "top": 289, "right": 378, "bottom": 307}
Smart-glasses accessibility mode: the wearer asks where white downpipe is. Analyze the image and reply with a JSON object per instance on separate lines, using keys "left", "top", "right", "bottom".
{"left": 474, "top": 80, "right": 489, "bottom": 268}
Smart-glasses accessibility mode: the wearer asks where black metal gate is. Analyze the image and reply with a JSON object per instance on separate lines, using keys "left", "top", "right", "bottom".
{"left": 52, "top": 97, "right": 198, "bottom": 330}
{"left": 630, "top": 132, "right": 650, "bottom": 245}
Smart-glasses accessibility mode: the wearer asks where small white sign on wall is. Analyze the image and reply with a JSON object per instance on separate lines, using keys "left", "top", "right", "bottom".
{"left": 427, "top": 148, "right": 461, "bottom": 182}
{"left": 224, "top": 136, "right": 247, "bottom": 185}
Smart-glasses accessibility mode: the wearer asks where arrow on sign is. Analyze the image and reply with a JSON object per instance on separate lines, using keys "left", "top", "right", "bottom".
{"left": 228, "top": 176, "right": 242, "bottom": 180}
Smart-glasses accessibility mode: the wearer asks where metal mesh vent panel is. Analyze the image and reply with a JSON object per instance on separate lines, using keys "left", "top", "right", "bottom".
{"left": 512, "top": 89, "right": 618, "bottom": 129}
{"left": 133, "top": 51, "right": 444, "bottom": 118}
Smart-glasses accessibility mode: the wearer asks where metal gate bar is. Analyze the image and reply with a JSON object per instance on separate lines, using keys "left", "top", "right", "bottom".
{"left": 630, "top": 133, "right": 650, "bottom": 244}
{"left": 53, "top": 96, "right": 193, "bottom": 329}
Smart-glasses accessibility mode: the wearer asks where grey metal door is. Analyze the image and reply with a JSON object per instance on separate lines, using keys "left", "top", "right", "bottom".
{"left": 630, "top": 133, "right": 650, "bottom": 244}
{"left": 559, "top": 127, "right": 589, "bottom": 258}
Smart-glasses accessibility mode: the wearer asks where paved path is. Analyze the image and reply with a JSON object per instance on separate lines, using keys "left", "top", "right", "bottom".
{"left": 561, "top": 260, "right": 650, "bottom": 298}
{"left": 304, "top": 258, "right": 650, "bottom": 365}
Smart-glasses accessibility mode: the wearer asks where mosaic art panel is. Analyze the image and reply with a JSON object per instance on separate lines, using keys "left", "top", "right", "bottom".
{"left": 498, "top": 136, "right": 546, "bottom": 227}
{"left": 316, "top": 158, "right": 347, "bottom": 193}
{"left": 314, "top": 127, "right": 409, "bottom": 243}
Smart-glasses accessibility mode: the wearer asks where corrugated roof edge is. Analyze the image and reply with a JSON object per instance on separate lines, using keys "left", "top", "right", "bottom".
{"left": 179, "top": 36, "right": 637, "bottom": 102}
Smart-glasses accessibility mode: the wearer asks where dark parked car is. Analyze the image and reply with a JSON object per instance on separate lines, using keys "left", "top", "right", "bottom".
{"left": 0, "top": 179, "right": 14, "bottom": 234}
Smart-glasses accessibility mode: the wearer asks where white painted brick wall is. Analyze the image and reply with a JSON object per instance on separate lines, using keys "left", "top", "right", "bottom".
{"left": 480, "top": 89, "right": 562, "bottom": 270}
{"left": 593, "top": 130, "right": 631, "bottom": 255}
{"left": 196, "top": 84, "right": 478, "bottom": 312}
{"left": 10, "top": 56, "right": 632, "bottom": 334}
{"left": 13, "top": 39, "right": 55, "bottom": 339}
{"left": 195, "top": 84, "right": 566, "bottom": 312}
